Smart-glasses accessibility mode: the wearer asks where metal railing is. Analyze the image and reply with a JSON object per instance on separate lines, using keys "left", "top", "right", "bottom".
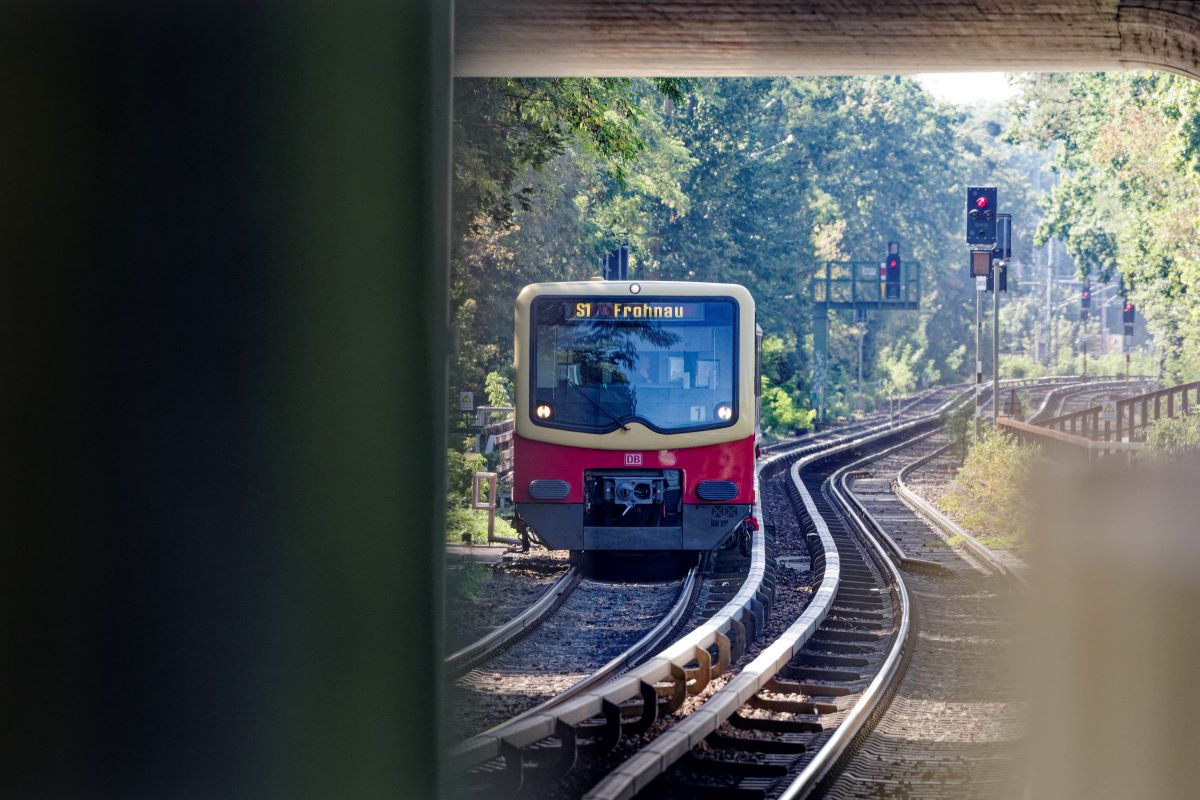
{"left": 1039, "top": 380, "right": 1199, "bottom": 442}
{"left": 998, "top": 417, "right": 1143, "bottom": 463}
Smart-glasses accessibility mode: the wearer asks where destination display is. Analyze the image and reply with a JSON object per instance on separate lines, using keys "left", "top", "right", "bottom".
{"left": 569, "top": 300, "right": 705, "bottom": 320}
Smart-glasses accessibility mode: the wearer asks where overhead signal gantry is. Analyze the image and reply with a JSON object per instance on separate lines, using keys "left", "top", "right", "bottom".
{"left": 808, "top": 243, "right": 922, "bottom": 422}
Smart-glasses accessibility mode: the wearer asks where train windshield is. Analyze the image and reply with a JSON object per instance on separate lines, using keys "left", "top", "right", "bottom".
{"left": 531, "top": 296, "right": 738, "bottom": 433}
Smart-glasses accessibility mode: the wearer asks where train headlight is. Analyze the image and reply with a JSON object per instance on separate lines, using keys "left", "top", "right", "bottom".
{"left": 535, "top": 403, "right": 554, "bottom": 420}
{"left": 716, "top": 403, "right": 734, "bottom": 421}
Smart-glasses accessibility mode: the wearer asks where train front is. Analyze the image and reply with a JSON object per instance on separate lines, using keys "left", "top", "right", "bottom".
{"left": 513, "top": 281, "right": 757, "bottom": 551}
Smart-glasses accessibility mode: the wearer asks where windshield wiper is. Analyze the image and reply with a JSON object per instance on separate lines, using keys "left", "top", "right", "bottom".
{"left": 566, "top": 378, "right": 631, "bottom": 431}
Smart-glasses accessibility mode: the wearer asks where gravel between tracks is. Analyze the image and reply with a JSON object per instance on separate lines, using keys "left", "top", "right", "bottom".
{"left": 544, "top": 467, "right": 819, "bottom": 800}
{"left": 444, "top": 548, "right": 571, "bottom": 653}
{"left": 449, "top": 577, "right": 686, "bottom": 742}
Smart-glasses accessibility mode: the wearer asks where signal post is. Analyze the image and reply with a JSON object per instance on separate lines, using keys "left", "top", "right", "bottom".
{"left": 965, "top": 189, "right": 1012, "bottom": 440}
{"left": 966, "top": 187, "right": 998, "bottom": 442}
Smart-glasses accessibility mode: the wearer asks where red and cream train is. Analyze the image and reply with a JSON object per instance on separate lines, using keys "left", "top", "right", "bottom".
{"left": 512, "top": 280, "right": 760, "bottom": 551}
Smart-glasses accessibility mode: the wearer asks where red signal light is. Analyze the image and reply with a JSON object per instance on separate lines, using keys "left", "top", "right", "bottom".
{"left": 889, "top": 259, "right": 898, "bottom": 268}
{"left": 1125, "top": 303, "right": 1133, "bottom": 311}
{"left": 1082, "top": 291, "right": 1090, "bottom": 299}
{"left": 975, "top": 196, "right": 988, "bottom": 208}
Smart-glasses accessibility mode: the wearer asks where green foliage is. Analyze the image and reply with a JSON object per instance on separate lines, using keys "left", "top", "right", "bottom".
{"left": 761, "top": 382, "right": 815, "bottom": 436}
{"left": 445, "top": 505, "right": 518, "bottom": 545}
{"left": 878, "top": 342, "right": 920, "bottom": 397}
{"left": 1008, "top": 72, "right": 1200, "bottom": 384}
{"left": 448, "top": 76, "right": 1079, "bottom": 428}
{"left": 1141, "top": 412, "right": 1200, "bottom": 461}
{"left": 445, "top": 449, "right": 518, "bottom": 544}
{"left": 999, "top": 354, "right": 1049, "bottom": 380}
{"left": 938, "top": 431, "right": 1041, "bottom": 549}
{"left": 485, "top": 370, "right": 513, "bottom": 407}
{"left": 446, "top": 448, "right": 486, "bottom": 506}
{"left": 941, "top": 403, "right": 973, "bottom": 459}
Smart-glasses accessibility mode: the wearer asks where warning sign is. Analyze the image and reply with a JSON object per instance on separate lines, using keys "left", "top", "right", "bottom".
{"left": 1100, "top": 399, "right": 1117, "bottom": 422}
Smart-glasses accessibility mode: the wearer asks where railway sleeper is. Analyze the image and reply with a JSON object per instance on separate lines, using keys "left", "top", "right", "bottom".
{"left": 747, "top": 695, "right": 838, "bottom": 715}
{"left": 728, "top": 616, "right": 747, "bottom": 662}
{"left": 793, "top": 652, "right": 870, "bottom": 669}
{"left": 808, "top": 639, "right": 872, "bottom": 655}
{"left": 834, "top": 586, "right": 883, "bottom": 600}
{"left": 836, "top": 569, "right": 880, "bottom": 583}
{"left": 705, "top": 731, "right": 807, "bottom": 755}
{"left": 494, "top": 719, "right": 578, "bottom": 796}
{"left": 832, "top": 596, "right": 884, "bottom": 612}
{"left": 826, "top": 608, "right": 886, "bottom": 622}
{"left": 658, "top": 778, "right": 769, "bottom": 800}
{"left": 683, "top": 751, "right": 793, "bottom": 778}
{"left": 764, "top": 677, "right": 852, "bottom": 697}
{"left": 819, "top": 616, "right": 887, "bottom": 631}
{"left": 728, "top": 711, "right": 824, "bottom": 734}
{"left": 779, "top": 664, "right": 863, "bottom": 683}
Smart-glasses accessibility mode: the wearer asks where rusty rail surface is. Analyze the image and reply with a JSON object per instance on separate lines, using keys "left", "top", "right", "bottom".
{"left": 1039, "top": 380, "right": 1200, "bottom": 442}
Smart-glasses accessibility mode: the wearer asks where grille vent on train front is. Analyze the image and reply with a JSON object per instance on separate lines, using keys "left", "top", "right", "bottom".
{"left": 696, "top": 480, "right": 738, "bottom": 501}
{"left": 528, "top": 479, "right": 570, "bottom": 500}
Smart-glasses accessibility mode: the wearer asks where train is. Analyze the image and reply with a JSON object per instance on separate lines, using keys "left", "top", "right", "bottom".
{"left": 512, "top": 280, "right": 760, "bottom": 551}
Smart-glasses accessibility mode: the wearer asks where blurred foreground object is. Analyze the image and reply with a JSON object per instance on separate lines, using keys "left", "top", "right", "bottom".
{"left": 1026, "top": 453, "right": 1200, "bottom": 798}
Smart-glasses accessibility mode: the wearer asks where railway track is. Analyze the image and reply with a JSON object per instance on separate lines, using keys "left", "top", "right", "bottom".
{"left": 450, "top": 565, "right": 707, "bottom": 742}
{"left": 449, "top": 377, "right": 1083, "bottom": 799}
{"left": 630, "top": 428, "right": 1028, "bottom": 800}
{"left": 1028, "top": 376, "right": 1154, "bottom": 423}
{"left": 815, "top": 433, "right": 1027, "bottom": 800}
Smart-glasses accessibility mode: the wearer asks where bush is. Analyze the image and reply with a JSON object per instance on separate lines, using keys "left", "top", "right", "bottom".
{"left": 761, "top": 384, "right": 815, "bottom": 436}
{"left": 999, "top": 354, "right": 1048, "bottom": 380}
{"left": 941, "top": 403, "right": 973, "bottom": 459}
{"left": 447, "top": 448, "right": 487, "bottom": 505}
{"left": 937, "top": 431, "right": 1041, "bottom": 550}
{"left": 446, "top": 505, "right": 518, "bottom": 545}
{"left": 1142, "top": 412, "right": 1200, "bottom": 461}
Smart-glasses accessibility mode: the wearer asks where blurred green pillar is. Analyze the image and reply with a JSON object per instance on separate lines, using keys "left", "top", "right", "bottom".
{"left": 2, "top": 1, "right": 449, "bottom": 796}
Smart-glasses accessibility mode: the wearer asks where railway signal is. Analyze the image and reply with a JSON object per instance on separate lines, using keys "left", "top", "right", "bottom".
{"left": 993, "top": 214, "right": 1012, "bottom": 259}
{"left": 1080, "top": 287, "right": 1091, "bottom": 320}
{"left": 985, "top": 257, "right": 1007, "bottom": 292}
{"left": 1123, "top": 301, "right": 1136, "bottom": 334}
{"left": 884, "top": 241, "right": 900, "bottom": 299}
{"left": 965, "top": 186, "right": 998, "bottom": 245}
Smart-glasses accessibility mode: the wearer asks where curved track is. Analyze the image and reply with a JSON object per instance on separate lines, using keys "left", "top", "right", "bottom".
{"left": 811, "top": 434, "right": 1026, "bottom": 800}
{"left": 450, "top": 377, "right": 1083, "bottom": 800}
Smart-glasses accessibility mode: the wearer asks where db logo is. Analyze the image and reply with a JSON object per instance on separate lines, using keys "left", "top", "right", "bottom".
{"left": 624, "top": 453, "right": 643, "bottom": 466}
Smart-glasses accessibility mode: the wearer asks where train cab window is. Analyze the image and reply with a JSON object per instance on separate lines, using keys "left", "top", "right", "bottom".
{"left": 531, "top": 296, "right": 738, "bottom": 433}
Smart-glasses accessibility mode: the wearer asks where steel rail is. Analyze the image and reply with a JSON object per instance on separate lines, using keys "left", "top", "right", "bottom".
{"left": 455, "top": 378, "right": 1055, "bottom": 794}
{"left": 466, "top": 565, "right": 703, "bottom": 739}
{"left": 1028, "top": 376, "right": 1150, "bottom": 423}
{"left": 444, "top": 566, "right": 583, "bottom": 674}
{"left": 774, "top": 433, "right": 927, "bottom": 800}
{"left": 584, "top": 393, "right": 971, "bottom": 800}
{"left": 451, "top": 396, "right": 959, "bottom": 779}
{"left": 894, "top": 441, "right": 1029, "bottom": 586}
{"left": 449, "top": 470, "right": 770, "bottom": 773}
{"left": 588, "top": 378, "right": 1068, "bottom": 799}
{"left": 833, "top": 431, "right": 946, "bottom": 574}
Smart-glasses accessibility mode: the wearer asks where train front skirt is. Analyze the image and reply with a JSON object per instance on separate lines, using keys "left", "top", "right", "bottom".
{"left": 515, "top": 501, "right": 752, "bottom": 551}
